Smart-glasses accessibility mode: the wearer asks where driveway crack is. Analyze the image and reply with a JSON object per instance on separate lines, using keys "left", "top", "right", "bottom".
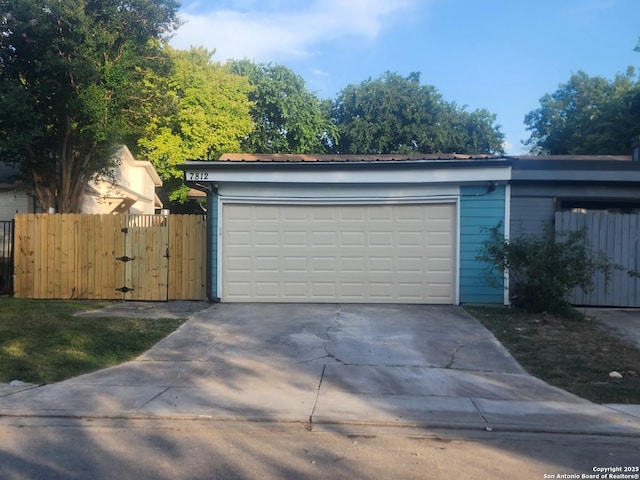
{"left": 322, "top": 304, "right": 345, "bottom": 364}
{"left": 308, "top": 364, "right": 326, "bottom": 430}
{"left": 446, "top": 343, "right": 465, "bottom": 369}
{"left": 137, "top": 386, "right": 171, "bottom": 411}
{"left": 446, "top": 335, "right": 499, "bottom": 369}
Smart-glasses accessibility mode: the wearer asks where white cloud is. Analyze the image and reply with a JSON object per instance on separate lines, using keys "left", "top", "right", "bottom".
{"left": 171, "top": 0, "right": 423, "bottom": 62}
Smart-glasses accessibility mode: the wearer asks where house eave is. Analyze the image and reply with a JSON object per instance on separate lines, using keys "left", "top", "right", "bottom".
{"left": 181, "top": 158, "right": 512, "bottom": 185}
{"left": 511, "top": 158, "right": 640, "bottom": 182}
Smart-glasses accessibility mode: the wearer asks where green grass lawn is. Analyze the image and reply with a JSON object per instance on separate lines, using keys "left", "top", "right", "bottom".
{"left": 0, "top": 297, "right": 185, "bottom": 384}
{"left": 467, "top": 305, "right": 640, "bottom": 404}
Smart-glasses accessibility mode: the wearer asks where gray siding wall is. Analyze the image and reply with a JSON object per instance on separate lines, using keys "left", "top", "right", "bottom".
{"left": 510, "top": 196, "right": 554, "bottom": 238}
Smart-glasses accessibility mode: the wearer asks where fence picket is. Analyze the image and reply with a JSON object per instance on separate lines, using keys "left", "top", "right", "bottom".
{"left": 557, "top": 211, "right": 640, "bottom": 307}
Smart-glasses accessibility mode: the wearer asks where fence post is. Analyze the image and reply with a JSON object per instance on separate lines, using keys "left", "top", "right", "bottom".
{"left": 0, "top": 220, "right": 14, "bottom": 295}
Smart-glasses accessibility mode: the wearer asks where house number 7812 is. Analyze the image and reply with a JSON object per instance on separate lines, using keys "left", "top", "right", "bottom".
{"left": 187, "top": 172, "right": 209, "bottom": 181}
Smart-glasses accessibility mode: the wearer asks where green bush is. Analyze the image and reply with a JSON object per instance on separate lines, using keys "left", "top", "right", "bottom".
{"left": 477, "top": 223, "right": 613, "bottom": 314}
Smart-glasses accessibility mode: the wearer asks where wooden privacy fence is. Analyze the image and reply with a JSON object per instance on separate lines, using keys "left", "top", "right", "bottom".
{"left": 14, "top": 213, "right": 206, "bottom": 301}
{"left": 556, "top": 211, "right": 640, "bottom": 307}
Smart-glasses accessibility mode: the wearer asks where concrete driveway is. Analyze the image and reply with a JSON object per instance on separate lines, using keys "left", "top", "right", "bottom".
{"left": 1, "top": 303, "right": 639, "bottom": 434}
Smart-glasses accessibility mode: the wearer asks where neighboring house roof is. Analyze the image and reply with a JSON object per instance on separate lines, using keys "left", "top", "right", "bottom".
{"left": 510, "top": 155, "right": 631, "bottom": 162}
{"left": 508, "top": 154, "right": 640, "bottom": 183}
{"left": 187, "top": 188, "right": 206, "bottom": 198}
{"left": 85, "top": 180, "right": 161, "bottom": 214}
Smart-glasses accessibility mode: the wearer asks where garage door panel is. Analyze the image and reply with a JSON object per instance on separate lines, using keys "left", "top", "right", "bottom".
{"left": 283, "top": 257, "right": 307, "bottom": 272}
{"left": 226, "top": 281, "right": 251, "bottom": 297}
{"left": 311, "top": 257, "right": 336, "bottom": 271}
{"left": 311, "top": 232, "right": 336, "bottom": 245}
{"left": 398, "top": 232, "right": 422, "bottom": 246}
{"left": 397, "top": 206, "right": 423, "bottom": 220}
{"left": 428, "top": 258, "right": 454, "bottom": 272}
{"left": 337, "top": 207, "right": 363, "bottom": 221}
{"left": 397, "top": 283, "right": 425, "bottom": 299}
{"left": 341, "top": 282, "right": 365, "bottom": 297}
{"left": 427, "top": 204, "right": 453, "bottom": 218}
{"left": 254, "top": 205, "right": 280, "bottom": 221}
{"left": 368, "top": 257, "right": 393, "bottom": 272}
{"left": 280, "top": 208, "right": 304, "bottom": 221}
{"left": 312, "top": 283, "right": 336, "bottom": 297}
{"left": 283, "top": 283, "right": 307, "bottom": 298}
{"left": 227, "top": 231, "right": 251, "bottom": 245}
{"left": 368, "top": 231, "right": 393, "bottom": 246}
{"left": 340, "top": 231, "right": 365, "bottom": 245}
{"left": 283, "top": 235, "right": 307, "bottom": 247}
{"left": 341, "top": 257, "right": 365, "bottom": 273}
{"left": 398, "top": 257, "right": 423, "bottom": 273}
{"left": 428, "top": 232, "right": 453, "bottom": 245}
{"left": 222, "top": 203, "right": 455, "bottom": 303}
{"left": 255, "top": 231, "right": 279, "bottom": 246}
{"left": 255, "top": 283, "right": 278, "bottom": 298}
{"left": 312, "top": 208, "right": 337, "bottom": 221}
{"left": 255, "top": 257, "right": 279, "bottom": 272}
{"left": 226, "top": 256, "right": 251, "bottom": 272}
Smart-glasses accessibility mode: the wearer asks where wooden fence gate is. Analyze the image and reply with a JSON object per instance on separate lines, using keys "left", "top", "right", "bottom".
{"left": 121, "top": 215, "right": 170, "bottom": 300}
{"left": 13, "top": 213, "right": 206, "bottom": 301}
{"left": 556, "top": 211, "right": 640, "bottom": 307}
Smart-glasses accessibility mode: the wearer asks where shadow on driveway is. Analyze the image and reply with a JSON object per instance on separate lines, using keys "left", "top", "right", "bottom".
{"left": 2, "top": 303, "right": 637, "bottom": 435}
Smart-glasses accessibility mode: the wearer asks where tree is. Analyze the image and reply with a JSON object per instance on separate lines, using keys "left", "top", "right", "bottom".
{"left": 138, "top": 47, "right": 254, "bottom": 201}
{"left": 0, "top": 0, "right": 181, "bottom": 212}
{"left": 230, "top": 60, "right": 337, "bottom": 153}
{"left": 524, "top": 69, "right": 640, "bottom": 155}
{"left": 330, "top": 72, "right": 504, "bottom": 155}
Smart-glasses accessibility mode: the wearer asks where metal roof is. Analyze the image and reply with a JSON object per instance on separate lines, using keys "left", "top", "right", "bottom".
{"left": 216, "top": 153, "right": 499, "bottom": 162}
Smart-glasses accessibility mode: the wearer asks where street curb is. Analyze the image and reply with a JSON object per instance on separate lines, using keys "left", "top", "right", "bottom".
{"left": 1, "top": 410, "right": 640, "bottom": 438}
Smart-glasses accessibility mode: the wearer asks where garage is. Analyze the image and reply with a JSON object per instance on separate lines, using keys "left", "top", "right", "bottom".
{"left": 182, "top": 153, "right": 511, "bottom": 305}
{"left": 222, "top": 202, "right": 456, "bottom": 303}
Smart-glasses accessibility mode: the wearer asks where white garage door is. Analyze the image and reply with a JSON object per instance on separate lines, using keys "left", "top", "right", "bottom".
{"left": 222, "top": 203, "right": 456, "bottom": 304}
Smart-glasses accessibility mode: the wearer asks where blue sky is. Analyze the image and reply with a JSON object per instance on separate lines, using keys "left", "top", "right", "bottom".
{"left": 171, "top": 0, "right": 640, "bottom": 154}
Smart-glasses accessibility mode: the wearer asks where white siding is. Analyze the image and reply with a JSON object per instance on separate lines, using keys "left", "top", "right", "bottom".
{"left": 0, "top": 191, "right": 32, "bottom": 221}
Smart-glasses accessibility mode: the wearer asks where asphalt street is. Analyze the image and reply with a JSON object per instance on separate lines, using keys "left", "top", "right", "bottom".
{"left": 0, "top": 418, "right": 638, "bottom": 480}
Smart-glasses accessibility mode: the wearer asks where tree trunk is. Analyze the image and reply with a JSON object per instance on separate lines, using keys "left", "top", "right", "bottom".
{"left": 56, "top": 117, "right": 93, "bottom": 213}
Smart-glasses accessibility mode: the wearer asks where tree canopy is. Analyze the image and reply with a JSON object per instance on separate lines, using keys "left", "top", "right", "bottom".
{"left": 230, "top": 60, "right": 336, "bottom": 153}
{"left": 524, "top": 69, "right": 640, "bottom": 155}
{"left": 0, "top": 0, "right": 181, "bottom": 212}
{"left": 330, "top": 72, "right": 505, "bottom": 155}
{"left": 1, "top": 1, "right": 514, "bottom": 211}
{"left": 138, "top": 47, "right": 254, "bottom": 201}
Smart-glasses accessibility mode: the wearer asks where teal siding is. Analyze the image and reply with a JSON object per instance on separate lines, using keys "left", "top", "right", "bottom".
{"left": 209, "top": 193, "right": 219, "bottom": 299}
{"left": 459, "top": 185, "right": 505, "bottom": 304}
